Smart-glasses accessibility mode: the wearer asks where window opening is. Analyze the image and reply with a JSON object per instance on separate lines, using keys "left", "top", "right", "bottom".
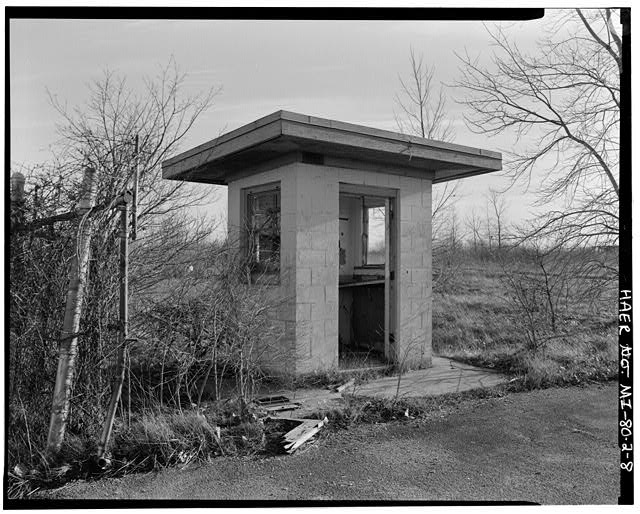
{"left": 365, "top": 206, "right": 385, "bottom": 265}
{"left": 247, "top": 186, "right": 280, "bottom": 273}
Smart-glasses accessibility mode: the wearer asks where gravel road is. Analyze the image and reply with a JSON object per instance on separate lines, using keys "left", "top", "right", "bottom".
{"left": 38, "top": 383, "right": 618, "bottom": 504}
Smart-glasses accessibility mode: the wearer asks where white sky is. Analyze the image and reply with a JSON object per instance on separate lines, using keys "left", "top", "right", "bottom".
{"left": 6, "top": 10, "right": 612, "bottom": 238}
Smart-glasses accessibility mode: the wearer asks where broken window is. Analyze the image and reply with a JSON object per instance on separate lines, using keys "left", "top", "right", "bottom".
{"left": 246, "top": 185, "right": 280, "bottom": 274}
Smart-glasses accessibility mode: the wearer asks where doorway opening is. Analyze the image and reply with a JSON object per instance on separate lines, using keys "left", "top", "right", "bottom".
{"left": 338, "top": 185, "right": 396, "bottom": 370}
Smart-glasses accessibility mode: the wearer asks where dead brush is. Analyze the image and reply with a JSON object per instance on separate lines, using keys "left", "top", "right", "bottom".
{"left": 6, "top": 436, "right": 92, "bottom": 499}
{"left": 110, "top": 405, "right": 270, "bottom": 472}
{"left": 111, "top": 409, "right": 224, "bottom": 471}
{"left": 287, "top": 367, "right": 389, "bottom": 392}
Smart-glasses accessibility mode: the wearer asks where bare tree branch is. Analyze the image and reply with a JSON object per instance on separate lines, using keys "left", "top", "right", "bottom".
{"left": 395, "top": 47, "right": 459, "bottom": 244}
{"left": 454, "top": 9, "right": 620, "bottom": 250}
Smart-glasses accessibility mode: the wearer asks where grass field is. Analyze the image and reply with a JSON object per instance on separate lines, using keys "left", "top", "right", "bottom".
{"left": 432, "top": 256, "right": 617, "bottom": 389}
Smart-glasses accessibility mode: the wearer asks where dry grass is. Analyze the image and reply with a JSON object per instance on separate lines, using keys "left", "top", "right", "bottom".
{"left": 111, "top": 398, "right": 281, "bottom": 473}
{"left": 432, "top": 257, "right": 617, "bottom": 388}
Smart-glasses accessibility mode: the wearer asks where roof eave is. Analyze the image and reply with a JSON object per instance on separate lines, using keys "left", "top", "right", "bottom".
{"left": 161, "top": 111, "right": 502, "bottom": 184}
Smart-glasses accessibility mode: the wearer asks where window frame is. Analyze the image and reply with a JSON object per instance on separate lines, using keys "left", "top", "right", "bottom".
{"left": 243, "top": 182, "right": 281, "bottom": 282}
{"left": 362, "top": 200, "right": 386, "bottom": 268}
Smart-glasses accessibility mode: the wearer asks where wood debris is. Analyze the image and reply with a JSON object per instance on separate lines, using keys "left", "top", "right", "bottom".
{"left": 255, "top": 395, "right": 301, "bottom": 413}
{"left": 335, "top": 378, "right": 355, "bottom": 393}
{"left": 282, "top": 417, "right": 328, "bottom": 454}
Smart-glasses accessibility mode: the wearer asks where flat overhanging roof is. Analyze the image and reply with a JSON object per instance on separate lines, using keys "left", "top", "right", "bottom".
{"left": 161, "top": 110, "right": 502, "bottom": 185}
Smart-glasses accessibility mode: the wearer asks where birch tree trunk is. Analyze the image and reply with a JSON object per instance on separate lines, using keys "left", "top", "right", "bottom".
{"left": 46, "top": 166, "right": 97, "bottom": 458}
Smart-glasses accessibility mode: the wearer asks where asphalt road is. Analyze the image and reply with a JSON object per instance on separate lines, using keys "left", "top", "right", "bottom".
{"left": 41, "top": 383, "right": 618, "bottom": 504}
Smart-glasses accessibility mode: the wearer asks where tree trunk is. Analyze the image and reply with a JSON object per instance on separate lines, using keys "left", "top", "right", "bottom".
{"left": 46, "top": 166, "right": 97, "bottom": 458}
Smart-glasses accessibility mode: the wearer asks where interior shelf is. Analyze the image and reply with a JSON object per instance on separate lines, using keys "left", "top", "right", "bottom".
{"left": 338, "top": 279, "right": 385, "bottom": 288}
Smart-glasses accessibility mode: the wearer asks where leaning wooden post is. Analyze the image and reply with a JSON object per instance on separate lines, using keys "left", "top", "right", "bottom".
{"left": 46, "top": 166, "right": 97, "bottom": 458}
{"left": 10, "top": 173, "right": 27, "bottom": 275}
{"left": 10, "top": 172, "right": 26, "bottom": 223}
{"left": 95, "top": 190, "right": 132, "bottom": 468}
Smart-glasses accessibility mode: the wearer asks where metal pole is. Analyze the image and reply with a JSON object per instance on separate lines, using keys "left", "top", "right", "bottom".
{"left": 95, "top": 191, "right": 131, "bottom": 467}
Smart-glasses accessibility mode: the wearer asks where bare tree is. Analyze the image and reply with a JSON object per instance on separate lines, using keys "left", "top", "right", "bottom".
{"left": 465, "top": 208, "right": 484, "bottom": 251}
{"left": 395, "top": 47, "right": 459, "bottom": 239}
{"left": 498, "top": 226, "right": 612, "bottom": 353}
{"left": 455, "top": 9, "right": 620, "bottom": 253}
{"left": 9, "top": 59, "right": 220, "bottom": 463}
{"left": 46, "top": 167, "right": 97, "bottom": 457}
{"left": 48, "top": 58, "right": 220, "bottom": 233}
{"left": 433, "top": 209, "right": 464, "bottom": 293}
{"left": 395, "top": 47, "right": 454, "bottom": 142}
{"left": 486, "top": 189, "right": 508, "bottom": 250}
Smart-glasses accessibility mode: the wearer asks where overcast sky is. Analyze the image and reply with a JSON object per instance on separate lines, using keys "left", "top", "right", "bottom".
{"left": 10, "top": 13, "right": 569, "bottom": 235}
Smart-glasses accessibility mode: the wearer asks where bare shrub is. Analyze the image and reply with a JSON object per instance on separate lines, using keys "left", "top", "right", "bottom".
{"left": 497, "top": 238, "right": 613, "bottom": 353}
{"left": 130, "top": 241, "right": 287, "bottom": 413}
{"left": 433, "top": 210, "right": 463, "bottom": 293}
{"left": 9, "top": 60, "right": 218, "bottom": 472}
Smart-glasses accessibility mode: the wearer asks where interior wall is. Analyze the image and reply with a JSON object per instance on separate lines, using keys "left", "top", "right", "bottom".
{"left": 338, "top": 196, "right": 362, "bottom": 279}
{"left": 351, "top": 283, "right": 385, "bottom": 353}
{"left": 338, "top": 287, "right": 353, "bottom": 351}
{"left": 336, "top": 168, "right": 433, "bottom": 370}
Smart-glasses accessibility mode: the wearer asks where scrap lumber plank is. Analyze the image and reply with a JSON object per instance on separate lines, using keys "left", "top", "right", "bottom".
{"left": 283, "top": 417, "right": 328, "bottom": 453}
{"left": 285, "top": 427, "right": 321, "bottom": 453}
{"left": 336, "top": 378, "right": 355, "bottom": 393}
{"left": 281, "top": 420, "right": 315, "bottom": 444}
{"left": 255, "top": 395, "right": 292, "bottom": 405}
{"left": 264, "top": 402, "right": 301, "bottom": 413}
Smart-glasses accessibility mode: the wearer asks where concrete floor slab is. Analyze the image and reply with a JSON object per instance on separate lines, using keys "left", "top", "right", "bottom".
{"left": 266, "top": 356, "right": 506, "bottom": 417}
{"left": 353, "top": 356, "right": 507, "bottom": 399}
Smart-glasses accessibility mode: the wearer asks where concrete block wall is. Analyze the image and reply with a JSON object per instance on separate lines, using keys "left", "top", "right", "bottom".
{"left": 227, "top": 164, "right": 298, "bottom": 374}
{"left": 227, "top": 159, "right": 433, "bottom": 374}
{"left": 396, "top": 175, "right": 432, "bottom": 369}
{"left": 292, "top": 163, "right": 340, "bottom": 373}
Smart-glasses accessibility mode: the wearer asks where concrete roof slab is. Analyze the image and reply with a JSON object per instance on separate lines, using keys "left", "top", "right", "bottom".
{"left": 161, "top": 110, "right": 502, "bottom": 184}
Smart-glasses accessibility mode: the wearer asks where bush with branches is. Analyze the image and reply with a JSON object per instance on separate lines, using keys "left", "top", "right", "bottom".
{"left": 497, "top": 235, "right": 613, "bottom": 353}
{"left": 130, "top": 242, "right": 287, "bottom": 413}
{"left": 8, "top": 60, "right": 219, "bottom": 477}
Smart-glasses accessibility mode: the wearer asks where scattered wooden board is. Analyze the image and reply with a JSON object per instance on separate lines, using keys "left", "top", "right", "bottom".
{"left": 282, "top": 417, "right": 328, "bottom": 454}
{"left": 264, "top": 402, "right": 301, "bottom": 413}
{"left": 256, "top": 395, "right": 293, "bottom": 405}
{"left": 256, "top": 395, "right": 302, "bottom": 413}
{"left": 336, "top": 378, "right": 355, "bottom": 393}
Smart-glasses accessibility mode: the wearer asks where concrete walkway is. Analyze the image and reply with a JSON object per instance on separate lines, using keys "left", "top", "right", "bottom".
{"left": 352, "top": 356, "right": 507, "bottom": 399}
{"left": 270, "top": 356, "right": 507, "bottom": 417}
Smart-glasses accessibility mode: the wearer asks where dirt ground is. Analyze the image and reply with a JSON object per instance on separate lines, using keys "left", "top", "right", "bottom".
{"left": 37, "top": 383, "right": 618, "bottom": 504}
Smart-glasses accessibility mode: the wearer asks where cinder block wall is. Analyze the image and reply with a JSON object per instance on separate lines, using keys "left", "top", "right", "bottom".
{"left": 396, "top": 175, "right": 433, "bottom": 369}
{"left": 293, "top": 163, "right": 340, "bottom": 373}
{"left": 227, "top": 164, "right": 298, "bottom": 374}
{"left": 228, "top": 159, "right": 433, "bottom": 374}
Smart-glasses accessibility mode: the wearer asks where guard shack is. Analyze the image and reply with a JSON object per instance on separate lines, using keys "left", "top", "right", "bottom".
{"left": 162, "top": 111, "right": 501, "bottom": 374}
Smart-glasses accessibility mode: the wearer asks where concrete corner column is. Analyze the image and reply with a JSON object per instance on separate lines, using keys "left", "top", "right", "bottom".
{"left": 292, "top": 163, "right": 339, "bottom": 373}
{"left": 395, "top": 176, "right": 433, "bottom": 370}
